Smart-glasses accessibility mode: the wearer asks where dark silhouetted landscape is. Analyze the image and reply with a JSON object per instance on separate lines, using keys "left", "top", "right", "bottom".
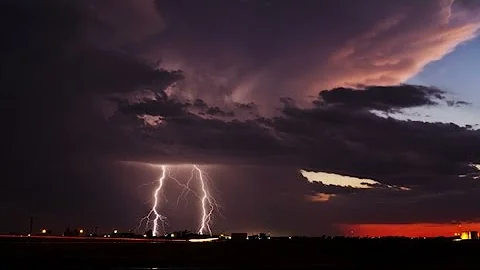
{"left": 2, "top": 236, "right": 480, "bottom": 269}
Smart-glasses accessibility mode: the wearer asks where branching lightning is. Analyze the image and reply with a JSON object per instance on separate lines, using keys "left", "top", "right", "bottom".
{"left": 138, "top": 165, "right": 168, "bottom": 236}
{"left": 138, "top": 164, "right": 220, "bottom": 236}
{"left": 168, "top": 167, "right": 199, "bottom": 209}
{"left": 152, "top": 165, "right": 167, "bottom": 236}
{"left": 195, "top": 165, "right": 215, "bottom": 235}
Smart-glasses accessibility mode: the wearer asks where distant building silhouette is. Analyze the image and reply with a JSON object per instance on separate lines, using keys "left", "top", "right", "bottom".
{"left": 29, "top": 217, "right": 34, "bottom": 235}
{"left": 231, "top": 233, "right": 248, "bottom": 241}
{"left": 63, "top": 227, "right": 74, "bottom": 236}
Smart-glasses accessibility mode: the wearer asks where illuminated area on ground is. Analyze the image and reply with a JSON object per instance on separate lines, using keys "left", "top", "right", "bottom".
{"left": 138, "top": 164, "right": 219, "bottom": 237}
{"left": 188, "top": 237, "right": 219, "bottom": 243}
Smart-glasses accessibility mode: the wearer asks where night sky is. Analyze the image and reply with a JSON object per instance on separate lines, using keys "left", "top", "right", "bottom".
{"left": 1, "top": 0, "right": 480, "bottom": 237}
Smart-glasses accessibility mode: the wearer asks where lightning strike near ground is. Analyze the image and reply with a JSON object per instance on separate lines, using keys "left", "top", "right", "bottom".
{"left": 138, "top": 164, "right": 220, "bottom": 236}
{"left": 138, "top": 165, "right": 168, "bottom": 237}
{"left": 194, "top": 165, "right": 216, "bottom": 235}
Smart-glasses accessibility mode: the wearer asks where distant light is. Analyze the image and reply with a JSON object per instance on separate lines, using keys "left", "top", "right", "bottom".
{"left": 460, "top": 232, "right": 471, "bottom": 240}
{"left": 188, "top": 237, "right": 219, "bottom": 243}
{"left": 41, "top": 229, "right": 47, "bottom": 234}
{"left": 289, "top": 236, "right": 292, "bottom": 239}
{"left": 143, "top": 234, "right": 147, "bottom": 238}
{"left": 27, "top": 234, "right": 31, "bottom": 237}
{"left": 113, "top": 229, "right": 118, "bottom": 234}
{"left": 170, "top": 233, "right": 175, "bottom": 238}
{"left": 79, "top": 229, "right": 84, "bottom": 234}
{"left": 267, "top": 237, "right": 271, "bottom": 240}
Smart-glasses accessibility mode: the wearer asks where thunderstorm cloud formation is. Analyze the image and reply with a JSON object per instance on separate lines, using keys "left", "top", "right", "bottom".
{"left": 2, "top": 0, "right": 480, "bottom": 235}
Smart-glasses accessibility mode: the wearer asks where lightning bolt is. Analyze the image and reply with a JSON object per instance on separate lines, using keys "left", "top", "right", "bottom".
{"left": 168, "top": 166, "right": 199, "bottom": 210}
{"left": 138, "top": 165, "right": 168, "bottom": 237}
{"left": 194, "top": 165, "right": 215, "bottom": 235}
{"left": 152, "top": 165, "right": 168, "bottom": 236}
{"left": 138, "top": 164, "right": 221, "bottom": 237}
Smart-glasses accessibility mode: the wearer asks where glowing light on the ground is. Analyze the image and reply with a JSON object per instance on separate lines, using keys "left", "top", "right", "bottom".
{"left": 188, "top": 237, "right": 219, "bottom": 242}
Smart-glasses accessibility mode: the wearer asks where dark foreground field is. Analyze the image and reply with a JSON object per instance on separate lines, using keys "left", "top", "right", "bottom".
{"left": 1, "top": 236, "right": 479, "bottom": 269}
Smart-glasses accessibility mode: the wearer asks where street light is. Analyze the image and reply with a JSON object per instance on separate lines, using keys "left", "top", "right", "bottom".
{"left": 79, "top": 229, "right": 84, "bottom": 234}
{"left": 41, "top": 229, "right": 47, "bottom": 234}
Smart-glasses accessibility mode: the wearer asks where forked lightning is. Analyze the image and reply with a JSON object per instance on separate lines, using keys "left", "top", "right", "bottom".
{"left": 139, "top": 164, "right": 219, "bottom": 236}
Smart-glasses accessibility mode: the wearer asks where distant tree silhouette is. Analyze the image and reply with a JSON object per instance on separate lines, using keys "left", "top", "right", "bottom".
{"left": 63, "top": 227, "right": 74, "bottom": 236}
{"left": 145, "top": 230, "right": 153, "bottom": 238}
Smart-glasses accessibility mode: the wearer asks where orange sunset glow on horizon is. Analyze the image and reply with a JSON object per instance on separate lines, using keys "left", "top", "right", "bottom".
{"left": 340, "top": 223, "right": 480, "bottom": 238}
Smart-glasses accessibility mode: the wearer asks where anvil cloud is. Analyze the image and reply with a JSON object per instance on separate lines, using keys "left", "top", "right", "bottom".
{"left": 120, "top": 0, "right": 480, "bottom": 109}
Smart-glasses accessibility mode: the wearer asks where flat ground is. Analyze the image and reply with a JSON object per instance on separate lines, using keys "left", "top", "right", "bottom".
{"left": 0, "top": 236, "right": 478, "bottom": 269}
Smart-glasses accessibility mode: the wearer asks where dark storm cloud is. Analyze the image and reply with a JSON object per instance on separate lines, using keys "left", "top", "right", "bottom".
{"left": 117, "top": 0, "right": 480, "bottom": 109}
{"left": 186, "top": 99, "right": 235, "bottom": 117}
{"left": 205, "top": 107, "right": 234, "bottom": 117}
{"left": 315, "top": 84, "right": 448, "bottom": 111}
{"left": 59, "top": 50, "right": 183, "bottom": 95}
{"left": 111, "top": 82, "right": 480, "bottom": 223}
{"left": 235, "top": 102, "right": 257, "bottom": 110}
{"left": 0, "top": 1, "right": 183, "bottom": 159}
{"left": 0, "top": 0, "right": 182, "bottom": 232}
{"left": 118, "top": 91, "right": 188, "bottom": 118}
{"left": 192, "top": 99, "right": 208, "bottom": 110}
{"left": 272, "top": 104, "right": 480, "bottom": 181}
{"left": 115, "top": 83, "right": 480, "bottom": 178}
{"left": 447, "top": 100, "right": 471, "bottom": 107}
{"left": 269, "top": 100, "right": 480, "bottom": 222}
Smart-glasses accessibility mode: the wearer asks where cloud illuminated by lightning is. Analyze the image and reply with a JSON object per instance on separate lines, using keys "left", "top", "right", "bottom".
{"left": 138, "top": 164, "right": 220, "bottom": 236}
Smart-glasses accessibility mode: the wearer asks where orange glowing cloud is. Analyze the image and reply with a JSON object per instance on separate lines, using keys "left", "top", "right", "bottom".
{"left": 318, "top": 1, "right": 480, "bottom": 90}
{"left": 112, "top": 0, "right": 480, "bottom": 110}
{"left": 306, "top": 193, "right": 336, "bottom": 202}
{"left": 340, "top": 223, "right": 480, "bottom": 237}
